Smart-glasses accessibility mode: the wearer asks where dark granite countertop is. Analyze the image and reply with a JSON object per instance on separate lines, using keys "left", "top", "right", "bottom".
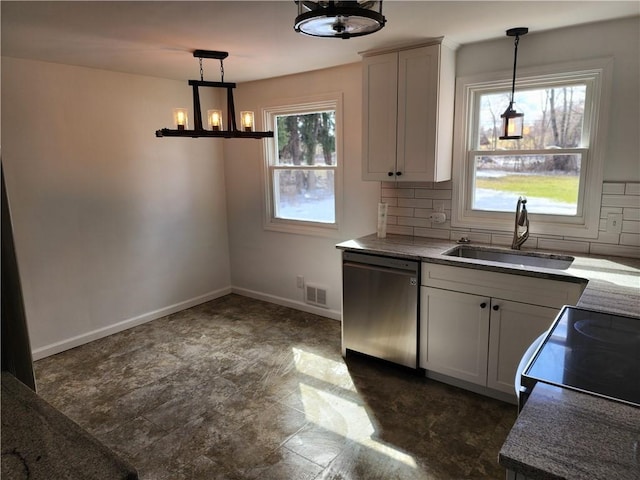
{"left": 337, "top": 233, "right": 640, "bottom": 479}
{"left": 1, "top": 372, "right": 138, "bottom": 480}
{"left": 499, "top": 383, "right": 640, "bottom": 480}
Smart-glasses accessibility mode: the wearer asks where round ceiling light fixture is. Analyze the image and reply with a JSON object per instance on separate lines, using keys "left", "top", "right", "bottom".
{"left": 294, "top": 1, "right": 386, "bottom": 39}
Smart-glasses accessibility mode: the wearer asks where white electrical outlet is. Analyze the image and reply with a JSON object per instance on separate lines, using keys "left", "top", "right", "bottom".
{"left": 429, "top": 212, "right": 446, "bottom": 224}
{"left": 607, "top": 213, "right": 623, "bottom": 234}
{"left": 296, "top": 275, "right": 304, "bottom": 288}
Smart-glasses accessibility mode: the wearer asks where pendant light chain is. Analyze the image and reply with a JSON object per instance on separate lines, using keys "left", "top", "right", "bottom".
{"left": 219, "top": 59, "right": 225, "bottom": 83}
{"left": 509, "top": 34, "right": 520, "bottom": 106}
{"left": 199, "top": 57, "right": 204, "bottom": 81}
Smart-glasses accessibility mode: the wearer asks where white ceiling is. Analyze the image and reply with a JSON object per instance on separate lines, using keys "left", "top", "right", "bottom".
{"left": 2, "top": 1, "right": 639, "bottom": 83}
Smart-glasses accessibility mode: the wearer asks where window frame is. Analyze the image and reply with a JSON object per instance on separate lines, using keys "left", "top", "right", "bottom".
{"left": 451, "top": 58, "right": 613, "bottom": 239}
{"left": 261, "top": 93, "right": 343, "bottom": 236}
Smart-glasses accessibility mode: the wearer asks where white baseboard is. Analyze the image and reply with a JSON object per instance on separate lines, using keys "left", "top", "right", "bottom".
{"left": 31, "top": 287, "right": 232, "bottom": 360}
{"left": 231, "top": 287, "right": 342, "bottom": 322}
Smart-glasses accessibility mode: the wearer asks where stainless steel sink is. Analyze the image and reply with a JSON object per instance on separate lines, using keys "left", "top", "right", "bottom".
{"left": 443, "top": 245, "right": 574, "bottom": 270}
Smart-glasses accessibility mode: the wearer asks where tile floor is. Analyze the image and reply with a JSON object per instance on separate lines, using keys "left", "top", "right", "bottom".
{"left": 34, "top": 294, "right": 516, "bottom": 479}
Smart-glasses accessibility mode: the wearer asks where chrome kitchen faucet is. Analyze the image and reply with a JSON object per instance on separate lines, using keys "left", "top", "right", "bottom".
{"left": 512, "top": 196, "right": 530, "bottom": 250}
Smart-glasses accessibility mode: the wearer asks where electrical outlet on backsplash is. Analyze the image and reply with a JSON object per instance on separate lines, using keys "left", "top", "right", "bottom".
{"left": 380, "top": 181, "right": 640, "bottom": 259}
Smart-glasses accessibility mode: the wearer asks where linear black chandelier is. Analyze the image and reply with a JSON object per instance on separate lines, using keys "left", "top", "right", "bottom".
{"left": 155, "top": 50, "right": 274, "bottom": 139}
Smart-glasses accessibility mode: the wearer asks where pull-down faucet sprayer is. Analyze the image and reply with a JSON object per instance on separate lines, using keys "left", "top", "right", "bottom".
{"left": 512, "top": 196, "right": 529, "bottom": 250}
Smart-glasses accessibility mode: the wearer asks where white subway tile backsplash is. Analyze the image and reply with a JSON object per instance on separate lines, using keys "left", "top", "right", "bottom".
{"left": 602, "top": 183, "right": 625, "bottom": 194}
{"left": 398, "top": 217, "right": 431, "bottom": 228}
{"left": 398, "top": 198, "right": 434, "bottom": 208}
{"left": 379, "top": 180, "right": 639, "bottom": 258}
{"left": 388, "top": 206, "right": 414, "bottom": 217}
{"left": 430, "top": 221, "right": 452, "bottom": 230}
{"left": 450, "top": 231, "right": 492, "bottom": 244}
{"left": 600, "top": 207, "right": 624, "bottom": 218}
{"left": 625, "top": 182, "right": 640, "bottom": 195}
{"left": 537, "top": 238, "right": 590, "bottom": 254}
{"left": 602, "top": 195, "right": 640, "bottom": 208}
{"left": 620, "top": 233, "right": 640, "bottom": 246}
{"left": 414, "top": 227, "right": 451, "bottom": 239}
{"left": 594, "top": 231, "right": 621, "bottom": 244}
{"left": 382, "top": 188, "right": 414, "bottom": 198}
{"left": 598, "top": 218, "right": 607, "bottom": 231}
{"left": 414, "top": 209, "right": 432, "bottom": 218}
{"left": 490, "top": 234, "right": 514, "bottom": 246}
{"left": 589, "top": 243, "right": 640, "bottom": 259}
{"left": 387, "top": 224, "right": 414, "bottom": 236}
{"left": 622, "top": 221, "right": 640, "bottom": 234}
{"left": 414, "top": 189, "right": 452, "bottom": 199}
{"left": 623, "top": 208, "right": 640, "bottom": 221}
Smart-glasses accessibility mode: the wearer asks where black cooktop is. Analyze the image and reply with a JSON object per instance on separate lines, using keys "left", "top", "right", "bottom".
{"left": 522, "top": 306, "right": 640, "bottom": 407}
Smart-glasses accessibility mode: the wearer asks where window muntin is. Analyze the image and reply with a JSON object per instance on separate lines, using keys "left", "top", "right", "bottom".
{"left": 263, "top": 95, "right": 342, "bottom": 234}
{"left": 452, "top": 59, "right": 611, "bottom": 239}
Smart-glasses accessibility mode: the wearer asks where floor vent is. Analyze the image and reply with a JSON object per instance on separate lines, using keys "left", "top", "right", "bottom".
{"left": 305, "top": 284, "right": 328, "bottom": 308}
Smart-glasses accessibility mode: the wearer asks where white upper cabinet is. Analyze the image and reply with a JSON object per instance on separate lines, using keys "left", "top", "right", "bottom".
{"left": 361, "top": 40, "right": 455, "bottom": 182}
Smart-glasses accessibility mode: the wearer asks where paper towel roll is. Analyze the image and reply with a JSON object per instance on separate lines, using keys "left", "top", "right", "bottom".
{"left": 377, "top": 203, "right": 388, "bottom": 238}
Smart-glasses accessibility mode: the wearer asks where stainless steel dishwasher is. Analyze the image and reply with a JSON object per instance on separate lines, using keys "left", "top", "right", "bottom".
{"left": 342, "top": 251, "right": 419, "bottom": 368}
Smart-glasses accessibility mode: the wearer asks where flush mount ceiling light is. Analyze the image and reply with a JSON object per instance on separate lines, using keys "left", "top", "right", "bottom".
{"left": 294, "top": 1, "right": 386, "bottom": 39}
{"left": 500, "top": 27, "right": 528, "bottom": 140}
{"left": 155, "top": 50, "right": 273, "bottom": 139}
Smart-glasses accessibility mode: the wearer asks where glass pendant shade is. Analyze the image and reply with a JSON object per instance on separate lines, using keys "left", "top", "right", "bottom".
{"left": 240, "top": 111, "right": 254, "bottom": 132}
{"left": 294, "top": 1, "right": 386, "bottom": 39}
{"left": 173, "top": 108, "right": 189, "bottom": 130}
{"left": 500, "top": 103, "right": 524, "bottom": 140}
{"left": 207, "top": 109, "right": 223, "bottom": 131}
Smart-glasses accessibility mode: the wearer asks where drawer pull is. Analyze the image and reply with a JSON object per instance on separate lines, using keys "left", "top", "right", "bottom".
{"left": 493, "top": 305, "right": 500, "bottom": 311}
{"left": 480, "top": 302, "right": 487, "bottom": 309}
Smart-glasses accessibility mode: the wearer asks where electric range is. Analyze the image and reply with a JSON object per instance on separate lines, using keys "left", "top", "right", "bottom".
{"left": 520, "top": 306, "right": 640, "bottom": 408}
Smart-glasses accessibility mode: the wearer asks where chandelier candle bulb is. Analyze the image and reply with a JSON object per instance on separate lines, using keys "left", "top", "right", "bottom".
{"left": 208, "top": 109, "right": 223, "bottom": 131}
{"left": 241, "top": 111, "right": 254, "bottom": 132}
{"left": 173, "top": 108, "right": 188, "bottom": 130}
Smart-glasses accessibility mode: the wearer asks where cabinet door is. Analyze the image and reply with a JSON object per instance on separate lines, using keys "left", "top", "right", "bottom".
{"left": 362, "top": 52, "right": 398, "bottom": 181}
{"left": 397, "top": 45, "right": 439, "bottom": 181}
{"left": 420, "top": 287, "right": 490, "bottom": 385}
{"left": 487, "top": 300, "right": 557, "bottom": 395}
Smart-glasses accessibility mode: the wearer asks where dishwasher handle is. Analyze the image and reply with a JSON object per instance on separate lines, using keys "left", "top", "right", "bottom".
{"left": 343, "top": 261, "right": 418, "bottom": 277}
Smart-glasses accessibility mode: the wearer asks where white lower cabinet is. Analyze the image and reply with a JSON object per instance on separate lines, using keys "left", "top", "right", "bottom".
{"left": 420, "top": 287, "right": 489, "bottom": 385}
{"left": 486, "top": 300, "right": 557, "bottom": 395}
{"left": 420, "top": 263, "right": 585, "bottom": 400}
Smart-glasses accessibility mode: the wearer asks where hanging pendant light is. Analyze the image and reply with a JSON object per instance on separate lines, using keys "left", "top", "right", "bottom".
{"left": 294, "top": 1, "right": 386, "bottom": 39}
{"left": 156, "top": 50, "right": 273, "bottom": 139}
{"left": 500, "top": 27, "right": 528, "bottom": 140}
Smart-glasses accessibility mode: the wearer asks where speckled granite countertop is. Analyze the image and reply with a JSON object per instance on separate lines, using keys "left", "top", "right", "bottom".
{"left": 337, "top": 233, "right": 640, "bottom": 479}
{"left": 336, "top": 233, "right": 640, "bottom": 317}
{"left": 499, "top": 383, "right": 640, "bottom": 480}
{"left": 1, "top": 372, "right": 138, "bottom": 479}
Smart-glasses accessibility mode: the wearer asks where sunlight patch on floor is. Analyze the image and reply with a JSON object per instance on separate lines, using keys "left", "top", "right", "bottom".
{"left": 293, "top": 348, "right": 418, "bottom": 469}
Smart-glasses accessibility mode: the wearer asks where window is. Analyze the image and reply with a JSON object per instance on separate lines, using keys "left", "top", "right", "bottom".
{"left": 452, "top": 59, "right": 612, "bottom": 238}
{"left": 263, "top": 94, "right": 342, "bottom": 235}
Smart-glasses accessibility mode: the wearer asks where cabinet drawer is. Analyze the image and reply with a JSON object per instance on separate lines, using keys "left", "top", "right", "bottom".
{"left": 421, "top": 263, "right": 584, "bottom": 308}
